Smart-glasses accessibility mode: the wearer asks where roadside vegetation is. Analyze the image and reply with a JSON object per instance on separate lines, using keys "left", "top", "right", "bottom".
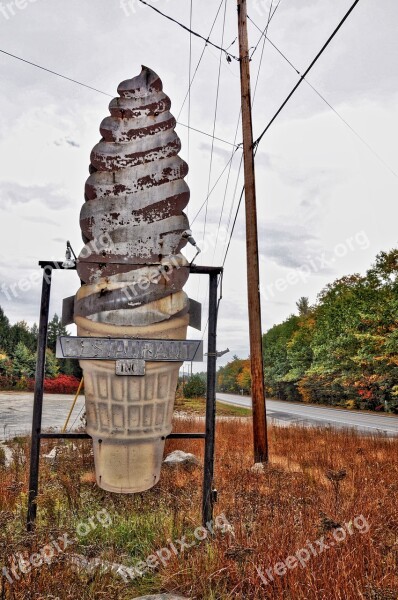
{"left": 0, "top": 417, "right": 397, "bottom": 599}
{"left": 0, "top": 312, "right": 81, "bottom": 393}
{"left": 218, "top": 248, "right": 398, "bottom": 412}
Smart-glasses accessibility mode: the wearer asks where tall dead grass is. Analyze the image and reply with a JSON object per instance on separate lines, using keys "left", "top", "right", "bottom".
{"left": 0, "top": 417, "right": 397, "bottom": 599}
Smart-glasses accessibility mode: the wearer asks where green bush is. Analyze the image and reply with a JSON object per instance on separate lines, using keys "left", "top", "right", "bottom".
{"left": 183, "top": 373, "right": 206, "bottom": 399}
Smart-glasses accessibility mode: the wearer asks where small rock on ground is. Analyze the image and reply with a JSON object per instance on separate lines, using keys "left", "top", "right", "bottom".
{"left": 163, "top": 450, "right": 200, "bottom": 466}
{"left": 251, "top": 462, "right": 265, "bottom": 473}
{"left": 0, "top": 442, "right": 13, "bottom": 468}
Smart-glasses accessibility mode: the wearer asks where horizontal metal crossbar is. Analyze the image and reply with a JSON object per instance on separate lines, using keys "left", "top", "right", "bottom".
{"left": 39, "top": 432, "right": 206, "bottom": 440}
{"left": 38, "top": 260, "right": 223, "bottom": 275}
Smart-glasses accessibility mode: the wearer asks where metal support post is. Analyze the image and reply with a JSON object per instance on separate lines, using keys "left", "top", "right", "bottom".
{"left": 27, "top": 267, "right": 52, "bottom": 531}
{"left": 202, "top": 271, "right": 219, "bottom": 526}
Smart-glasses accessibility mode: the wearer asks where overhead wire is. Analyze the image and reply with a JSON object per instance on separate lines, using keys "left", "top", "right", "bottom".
{"left": 221, "top": 0, "right": 276, "bottom": 268}
{"left": 196, "top": 0, "right": 228, "bottom": 308}
{"left": 253, "top": 0, "right": 361, "bottom": 147}
{"left": 177, "top": 122, "right": 238, "bottom": 147}
{"left": 252, "top": 0, "right": 274, "bottom": 104}
{"left": 249, "top": 0, "right": 283, "bottom": 59}
{"left": 0, "top": 48, "right": 239, "bottom": 147}
{"left": 211, "top": 0, "right": 272, "bottom": 266}
{"left": 248, "top": 14, "right": 398, "bottom": 178}
{"left": 137, "top": 0, "right": 239, "bottom": 61}
{"left": 201, "top": 0, "right": 228, "bottom": 256}
{"left": 222, "top": 0, "right": 363, "bottom": 268}
{"left": 0, "top": 48, "right": 114, "bottom": 97}
{"left": 177, "top": 0, "right": 225, "bottom": 121}
{"left": 189, "top": 0, "right": 277, "bottom": 264}
{"left": 187, "top": 0, "right": 193, "bottom": 196}
{"left": 190, "top": 146, "right": 241, "bottom": 226}
{"left": 211, "top": 112, "right": 242, "bottom": 264}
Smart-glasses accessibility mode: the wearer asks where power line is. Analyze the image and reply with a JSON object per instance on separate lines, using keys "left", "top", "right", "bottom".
{"left": 177, "top": 0, "right": 225, "bottom": 121}
{"left": 250, "top": 0, "right": 283, "bottom": 59}
{"left": 248, "top": 15, "right": 398, "bottom": 178}
{"left": 0, "top": 48, "right": 239, "bottom": 147}
{"left": 197, "top": 0, "right": 228, "bottom": 305}
{"left": 222, "top": 0, "right": 362, "bottom": 268}
{"left": 225, "top": 152, "right": 244, "bottom": 236}
{"left": 190, "top": 145, "right": 241, "bottom": 226}
{"left": 177, "top": 122, "right": 238, "bottom": 147}
{"left": 253, "top": 0, "right": 361, "bottom": 147}
{"left": 137, "top": 0, "right": 239, "bottom": 62}
{"left": 211, "top": 0, "right": 270, "bottom": 265}
{"left": 201, "top": 0, "right": 228, "bottom": 256}
{"left": 251, "top": 0, "right": 276, "bottom": 105}
{"left": 0, "top": 49, "right": 114, "bottom": 97}
{"left": 220, "top": 0, "right": 280, "bottom": 268}
{"left": 222, "top": 186, "right": 244, "bottom": 268}
{"left": 211, "top": 111, "right": 242, "bottom": 264}
{"left": 187, "top": 0, "right": 193, "bottom": 194}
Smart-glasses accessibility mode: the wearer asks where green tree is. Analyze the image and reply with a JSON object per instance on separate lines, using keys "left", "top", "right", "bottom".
{"left": 236, "top": 359, "right": 251, "bottom": 394}
{"left": 217, "top": 356, "right": 247, "bottom": 393}
{"left": 286, "top": 316, "right": 315, "bottom": 382}
{"left": 47, "top": 314, "right": 67, "bottom": 353}
{"left": 45, "top": 349, "right": 59, "bottom": 379}
{"left": 296, "top": 297, "right": 311, "bottom": 317}
{"left": 7, "top": 321, "right": 36, "bottom": 354}
{"left": 46, "top": 313, "right": 81, "bottom": 376}
{"left": 12, "top": 342, "right": 36, "bottom": 378}
{"left": 183, "top": 373, "right": 206, "bottom": 399}
{"left": 262, "top": 315, "right": 300, "bottom": 401}
{"left": 0, "top": 306, "right": 10, "bottom": 351}
{"left": 30, "top": 323, "right": 38, "bottom": 348}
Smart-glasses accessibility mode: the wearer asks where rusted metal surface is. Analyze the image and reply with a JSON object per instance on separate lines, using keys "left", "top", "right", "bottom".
{"left": 56, "top": 337, "right": 204, "bottom": 362}
{"left": 75, "top": 66, "right": 191, "bottom": 325}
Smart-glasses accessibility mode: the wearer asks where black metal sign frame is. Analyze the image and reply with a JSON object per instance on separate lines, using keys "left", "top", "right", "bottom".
{"left": 27, "top": 261, "right": 222, "bottom": 531}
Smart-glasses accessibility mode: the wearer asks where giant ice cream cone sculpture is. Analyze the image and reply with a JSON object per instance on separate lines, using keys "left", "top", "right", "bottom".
{"left": 74, "top": 66, "right": 191, "bottom": 493}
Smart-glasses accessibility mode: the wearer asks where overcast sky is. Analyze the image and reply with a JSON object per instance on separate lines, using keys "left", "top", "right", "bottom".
{"left": 0, "top": 0, "right": 397, "bottom": 370}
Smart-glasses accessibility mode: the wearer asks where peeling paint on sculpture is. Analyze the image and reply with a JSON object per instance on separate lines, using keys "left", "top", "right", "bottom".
{"left": 74, "top": 66, "right": 191, "bottom": 493}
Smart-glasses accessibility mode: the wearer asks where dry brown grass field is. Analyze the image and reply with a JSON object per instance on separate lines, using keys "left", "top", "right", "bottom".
{"left": 0, "top": 417, "right": 397, "bottom": 599}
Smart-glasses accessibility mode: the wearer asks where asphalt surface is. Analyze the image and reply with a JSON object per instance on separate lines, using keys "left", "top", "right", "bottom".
{"left": 217, "top": 393, "right": 398, "bottom": 435}
{"left": 0, "top": 391, "right": 85, "bottom": 441}
{"left": 1, "top": 391, "right": 397, "bottom": 441}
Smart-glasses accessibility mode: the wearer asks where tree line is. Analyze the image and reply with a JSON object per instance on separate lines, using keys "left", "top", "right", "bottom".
{"left": 217, "top": 248, "right": 398, "bottom": 412}
{"left": 0, "top": 310, "right": 81, "bottom": 389}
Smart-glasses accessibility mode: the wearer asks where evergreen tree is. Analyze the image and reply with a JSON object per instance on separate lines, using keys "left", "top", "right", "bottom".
{"left": 296, "top": 297, "right": 310, "bottom": 316}
{"left": 7, "top": 321, "right": 36, "bottom": 354}
{"left": 12, "top": 342, "right": 36, "bottom": 378}
{"left": 30, "top": 323, "right": 39, "bottom": 349}
{"left": 45, "top": 349, "right": 59, "bottom": 379}
{"left": 183, "top": 373, "right": 206, "bottom": 399}
{"left": 47, "top": 314, "right": 68, "bottom": 353}
{"left": 0, "top": 306, "right": 10, "bottom": 351}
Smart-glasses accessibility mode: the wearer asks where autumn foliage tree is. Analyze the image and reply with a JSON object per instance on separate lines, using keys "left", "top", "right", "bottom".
{"left": 219, "top": 248, "right": 398, "bottom": 412}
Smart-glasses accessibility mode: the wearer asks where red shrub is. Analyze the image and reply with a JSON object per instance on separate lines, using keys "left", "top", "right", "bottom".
{"left": 27, "top": 375, "right": 82, "bottom": 394}
{"left": 0, "top": 375, "right": 16, "bottom": 390}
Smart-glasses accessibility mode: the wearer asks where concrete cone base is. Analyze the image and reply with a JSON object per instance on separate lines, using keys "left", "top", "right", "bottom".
{"left": 92, "top": 436, "right": 165, "bottom": 493}
{"left": 75, "top": 313, "right": 188, "bottom": 493}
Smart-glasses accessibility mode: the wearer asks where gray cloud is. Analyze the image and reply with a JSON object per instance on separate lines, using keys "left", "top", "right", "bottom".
{"left": 54, "top": 137, "right": 80, "bottom": 148}
{"left": 0, "top": 182, "right": 69, "bottom": 210}
{"left": 23, "top": 214, "right": 58, "bottom": 225}
{"left": 258, "top": 224, "right": 320, "bottom": 269}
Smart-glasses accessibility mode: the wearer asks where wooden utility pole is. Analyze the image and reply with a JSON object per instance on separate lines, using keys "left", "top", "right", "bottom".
{"left": 237, "top": 0, "right": 268, "bottom": 462}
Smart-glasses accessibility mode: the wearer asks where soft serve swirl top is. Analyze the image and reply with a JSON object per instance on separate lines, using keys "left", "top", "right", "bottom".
{"left": 75, "top": 66, "right": 190, "bottom": 327}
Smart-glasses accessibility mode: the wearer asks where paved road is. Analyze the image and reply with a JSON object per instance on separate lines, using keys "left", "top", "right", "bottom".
{"left": 2, "top": 391, "right": 397, "bottom": 441}
{"left": 0, "top": 392, "right": 85, "bottom": 441}
{"left": 217, "top": 393, "right": 398, "bottom": 435}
